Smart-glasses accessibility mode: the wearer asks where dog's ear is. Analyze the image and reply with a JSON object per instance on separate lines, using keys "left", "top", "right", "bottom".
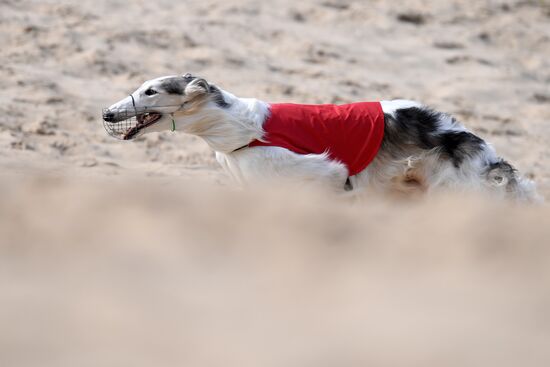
{"left": 184, "top": 78, "right": 210, "bottom": 98}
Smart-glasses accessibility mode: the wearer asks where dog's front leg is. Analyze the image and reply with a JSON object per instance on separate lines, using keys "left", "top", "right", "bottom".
{"left": 227, "top": 147, "right": 349, "bottom": 190}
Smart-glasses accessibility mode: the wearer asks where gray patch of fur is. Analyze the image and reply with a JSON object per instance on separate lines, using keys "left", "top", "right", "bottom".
{"left": 160, "top": 78, "right": 185, "bottom": 95}
{"left": 210, "top": 84, "right": 230, "bottom": 108}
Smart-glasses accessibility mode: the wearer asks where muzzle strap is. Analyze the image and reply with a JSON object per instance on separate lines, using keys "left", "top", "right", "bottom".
{"left": 130, "top": 94, "right": 137, "bottom": 117}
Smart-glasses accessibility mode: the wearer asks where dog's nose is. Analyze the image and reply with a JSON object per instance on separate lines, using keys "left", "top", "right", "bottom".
{"left": 103, "top": 111, "right": 115, "bottom": 122}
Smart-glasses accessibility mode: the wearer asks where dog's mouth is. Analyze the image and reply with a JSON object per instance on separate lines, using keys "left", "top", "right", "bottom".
{"left": 122, "top": 112, "right": 163, "bottom": 140}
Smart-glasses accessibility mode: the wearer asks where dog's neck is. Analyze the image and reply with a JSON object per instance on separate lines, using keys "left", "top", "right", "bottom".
{"left": 173, "top": 89, "right": 268, "bottom": 153}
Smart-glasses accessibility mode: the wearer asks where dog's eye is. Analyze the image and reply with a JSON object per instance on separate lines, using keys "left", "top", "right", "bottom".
{"left": 144, "top": 88, "right": 157, "bottom": 96}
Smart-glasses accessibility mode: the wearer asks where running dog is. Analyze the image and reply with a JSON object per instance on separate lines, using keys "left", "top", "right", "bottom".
{"left": 103, "top": 73, "right": 539, "bottom": 201}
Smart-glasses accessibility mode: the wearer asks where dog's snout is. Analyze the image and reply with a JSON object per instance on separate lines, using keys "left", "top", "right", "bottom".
{"left": 103, "top": 110, "right": 115, "bottom": 122}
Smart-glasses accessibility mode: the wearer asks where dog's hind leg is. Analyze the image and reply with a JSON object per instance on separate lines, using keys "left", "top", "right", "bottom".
{"left": 481, "top": 159, "right": 540, "bottom": 202}
{"left": 425, "top": 123, "right": 540, "bottom": 201}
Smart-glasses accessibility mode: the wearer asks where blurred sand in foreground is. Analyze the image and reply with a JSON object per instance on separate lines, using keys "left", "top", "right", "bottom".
{"left": 1, "top": 176, "right": 550, "bottom": 367}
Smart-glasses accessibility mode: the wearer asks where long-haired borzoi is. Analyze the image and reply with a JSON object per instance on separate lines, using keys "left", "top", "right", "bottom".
{"left": 103, "top": 74, "right": 539, "bottom": 202}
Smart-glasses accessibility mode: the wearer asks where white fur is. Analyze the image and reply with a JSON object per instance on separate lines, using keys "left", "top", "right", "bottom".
{"left": 106, "top": 76, "right": 540, "bottom": 202}
{"left": 379, "top": 99, "right": 422, "bottom": 117}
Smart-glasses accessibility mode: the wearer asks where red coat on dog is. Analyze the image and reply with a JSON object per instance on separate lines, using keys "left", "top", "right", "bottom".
{"left": 249, "top": 102, "right": 385, "bottom": 176}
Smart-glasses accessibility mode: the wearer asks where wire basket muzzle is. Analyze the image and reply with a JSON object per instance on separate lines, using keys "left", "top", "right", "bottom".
{"left": 102, "top": 109, "right": 137, "bottom": 140}
{"left": 102, "top": 103, "right": 183, "bottom": 140}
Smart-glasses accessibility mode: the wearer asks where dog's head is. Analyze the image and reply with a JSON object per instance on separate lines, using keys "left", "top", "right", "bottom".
{"left": 103, "top": 73, "right": 224, "bottom": 140}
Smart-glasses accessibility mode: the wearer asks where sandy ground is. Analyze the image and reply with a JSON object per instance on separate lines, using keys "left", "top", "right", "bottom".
{"left": 1, "top": 0, "right": 550, "bottom": 366}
